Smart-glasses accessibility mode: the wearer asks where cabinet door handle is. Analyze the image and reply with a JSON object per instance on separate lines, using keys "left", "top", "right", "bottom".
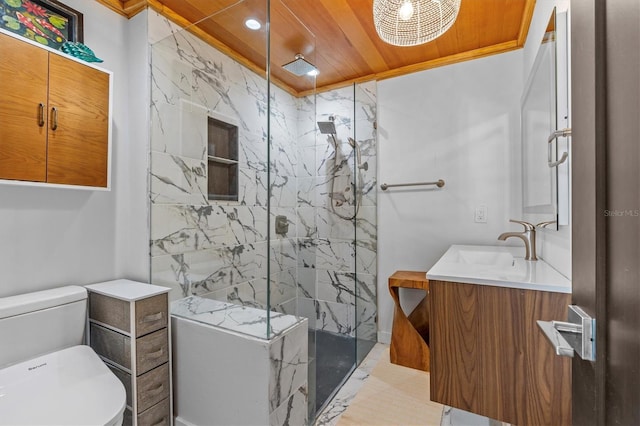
{"left": 50, "top": 107, "right": 58, "bottom": 131}
{"left": 38, "top": 103, "right": 45, "bottom": 127}
{"left": 141, "top": 312, "right": 164, "bottom": 323}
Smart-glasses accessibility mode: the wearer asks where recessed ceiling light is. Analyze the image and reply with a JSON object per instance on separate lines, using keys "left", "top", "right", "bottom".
{"left": 307, "top": 69, "right": 320, "bottom": 77}
{"left": 245, "top": 19, "right": 261, "bottom": 30}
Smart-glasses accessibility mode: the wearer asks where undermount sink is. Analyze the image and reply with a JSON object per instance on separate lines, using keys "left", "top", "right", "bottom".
{"left": 426, "top": 245, "right": 571, "bottom": 293}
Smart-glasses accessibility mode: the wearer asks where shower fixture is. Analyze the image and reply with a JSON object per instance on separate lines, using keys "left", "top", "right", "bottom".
{"left": 317, "top": 117, "right": 337, "bottom": 135}
{"left": 348, "top": 137, "right": 369, "bottom": 171}
{"left": 282, "top": 54, "right": 319, "bottom": 77}
{"left": 316, "top": 116, "right": 367, "bottom": 221}
{"left": 317, "top": 116, "right": 338, "bottom": 147}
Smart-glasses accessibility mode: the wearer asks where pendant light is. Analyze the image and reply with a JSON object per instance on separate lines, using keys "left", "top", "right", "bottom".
{"left": 373, "top": 0, "right": 462, "bottom": 47}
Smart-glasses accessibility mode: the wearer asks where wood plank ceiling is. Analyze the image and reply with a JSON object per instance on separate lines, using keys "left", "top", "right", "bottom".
{"left": 97, "top": 0, "right": 535, "bottom": 96}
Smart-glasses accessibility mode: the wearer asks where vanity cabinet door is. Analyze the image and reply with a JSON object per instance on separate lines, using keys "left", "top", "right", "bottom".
{"left": 0, "top": 32, "right": 48, "bottom": 182}
{"left": 430, "top": 280, "right": 571, "bottom": 425}
{"left": 430, "top": 281, "right": 481, "bottom": 413}
{"left": 47, "top": 53, "right": 110, "bottom": 187}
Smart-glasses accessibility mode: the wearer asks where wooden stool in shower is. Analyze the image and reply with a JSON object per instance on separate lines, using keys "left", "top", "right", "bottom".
{"left": 388, "top": 271, "right": 430, "bottom": 371}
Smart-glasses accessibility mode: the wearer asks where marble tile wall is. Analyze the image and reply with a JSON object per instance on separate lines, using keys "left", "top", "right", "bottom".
{"left": 148, "top": 11, "right": 298, "bottom": 318}
{"left": 296, "top": 84, "right": 378, "bottom": 341}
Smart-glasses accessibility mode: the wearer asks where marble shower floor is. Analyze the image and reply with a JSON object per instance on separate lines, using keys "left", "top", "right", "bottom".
{"left": 315, "top": 344, "right": 507, "bottom": 426}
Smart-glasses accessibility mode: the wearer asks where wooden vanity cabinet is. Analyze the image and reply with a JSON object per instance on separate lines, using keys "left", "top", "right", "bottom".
{"left": 0, "top": 31, "right": 110, "bottom": 188}
{"left": 429, "top": 280, "right": 571, "bottom": 426}
{"left": 86, "top": 280, "right": 172, "bottom": 426}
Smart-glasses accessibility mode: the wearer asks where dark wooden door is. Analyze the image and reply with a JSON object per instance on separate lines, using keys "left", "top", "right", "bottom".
{"left": 571, "top": 1, "right": 640, "bottom": 424}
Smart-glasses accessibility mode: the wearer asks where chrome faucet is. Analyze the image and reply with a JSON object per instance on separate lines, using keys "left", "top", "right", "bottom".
{"left": 498, "top": 219, "right": 538, "bottom": 261}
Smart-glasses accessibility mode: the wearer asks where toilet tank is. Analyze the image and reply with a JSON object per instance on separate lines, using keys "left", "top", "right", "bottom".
{"left": 0, "top": 286, "right": 88, "bottom": 368}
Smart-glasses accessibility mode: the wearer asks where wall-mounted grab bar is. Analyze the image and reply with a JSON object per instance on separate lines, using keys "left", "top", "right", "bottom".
{"left": 548, "top": 128, "right": 571, "bottom": 167}
{"left": 380, "top": 179, "right": 445, "bottom": 191}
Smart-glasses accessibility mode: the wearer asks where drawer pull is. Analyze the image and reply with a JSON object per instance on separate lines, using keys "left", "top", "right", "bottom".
{"left": 147, "top": 383, "right": 165, "bottom": 396}
{"left": 141, "top": 312, "right": 164, "bottom": 323}
{"left": 147, "top": 348, "right": 164, "bottom": 359}
{"left": 151, "top": 416, "right": 167, "bottom": 426}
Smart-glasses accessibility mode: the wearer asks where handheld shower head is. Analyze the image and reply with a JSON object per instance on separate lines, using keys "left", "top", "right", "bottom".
{"left": 348, "top": 137, "right": 369, "bottom": 171}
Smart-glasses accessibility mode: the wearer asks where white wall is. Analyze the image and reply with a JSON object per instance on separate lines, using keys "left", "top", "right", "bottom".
{"left": 117, "top": 10, "right": 151, "bottom": 282}
{"left": 376, "top": 50, "right": 523, "bottom": 342}
{"left": 0, "top": 1, "right": 147, "bottom": 297}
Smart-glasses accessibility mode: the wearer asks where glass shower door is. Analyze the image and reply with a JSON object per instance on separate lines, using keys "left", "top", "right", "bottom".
{"left": 354, "top": 82, "right": 378, "bottom": 367}
{"left": 148, "top": 0, "right": 271, "bottom": 333}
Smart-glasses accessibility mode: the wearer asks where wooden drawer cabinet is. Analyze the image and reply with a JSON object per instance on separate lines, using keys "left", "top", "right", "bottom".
{"left": 86, "top": 280, "right": 172, "bottom": 426}
{"left": 0, "top": 29, "right": 111, "bottom": 188}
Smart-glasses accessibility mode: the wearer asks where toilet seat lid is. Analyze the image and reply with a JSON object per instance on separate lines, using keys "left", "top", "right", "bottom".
{"left": 0, "top": 345, "right": 126, "bottom": 425}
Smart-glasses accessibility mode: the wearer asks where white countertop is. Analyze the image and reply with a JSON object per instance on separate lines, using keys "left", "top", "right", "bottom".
{"left": 85, "top": 279, "right": 170, "bottom": 301}
{"left": 426, "top": 245, "right": 571, "bottom": 293}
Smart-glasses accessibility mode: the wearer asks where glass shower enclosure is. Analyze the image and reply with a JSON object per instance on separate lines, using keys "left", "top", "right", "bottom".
{"left": 148, "top": 0, "right": 377, "bottom": 422}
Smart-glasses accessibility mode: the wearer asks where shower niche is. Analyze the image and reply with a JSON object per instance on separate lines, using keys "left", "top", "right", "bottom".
{"left": 207, "top": 115, "right": 238, "bottom": 201}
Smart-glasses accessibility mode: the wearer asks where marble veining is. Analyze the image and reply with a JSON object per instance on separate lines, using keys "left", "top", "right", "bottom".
{"left": 270, "top": 385, "right": 309, "bottom": 426}
{"left": 294, "top": 83, "right": 378, "bottom": 349}
{"left": 150, "top": 8, "right": 377, "bottom": 338}
{"left": 150, "top": 8, "right": 300, "bottom": 314}
{"left": 269, "top": 324, "right": 308, "bottom": 411}
{"left": 171, "top": 296, "right": 305, "bottom": 340}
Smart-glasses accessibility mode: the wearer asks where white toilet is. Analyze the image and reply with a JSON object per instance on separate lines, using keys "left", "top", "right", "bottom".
{"left": 0, "top": 286, "right": 126, "bottom": 425}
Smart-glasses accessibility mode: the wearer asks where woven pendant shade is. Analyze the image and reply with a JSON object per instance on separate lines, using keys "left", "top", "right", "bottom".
{"left": 373, "top": 0, "right": 461, "bottom": 47}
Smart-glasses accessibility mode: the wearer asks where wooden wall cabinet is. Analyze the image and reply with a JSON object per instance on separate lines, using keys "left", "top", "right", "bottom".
{"left": 429, "top": 280, "right": 571, "bottom": 426}
{"left": 86, "top": 280, "right": 172, "bottom": 426}
{"left": 0, "top": 30, "right": 111, "bottom": 189}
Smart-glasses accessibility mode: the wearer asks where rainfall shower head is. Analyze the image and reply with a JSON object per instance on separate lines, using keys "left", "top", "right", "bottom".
{"left": 282, "top": 54, "right": 318, "bottom": 77}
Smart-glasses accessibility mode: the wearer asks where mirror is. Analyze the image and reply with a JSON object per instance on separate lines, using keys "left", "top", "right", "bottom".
{"left": 521, "top": 8, "right": 570, "bottom": 230}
